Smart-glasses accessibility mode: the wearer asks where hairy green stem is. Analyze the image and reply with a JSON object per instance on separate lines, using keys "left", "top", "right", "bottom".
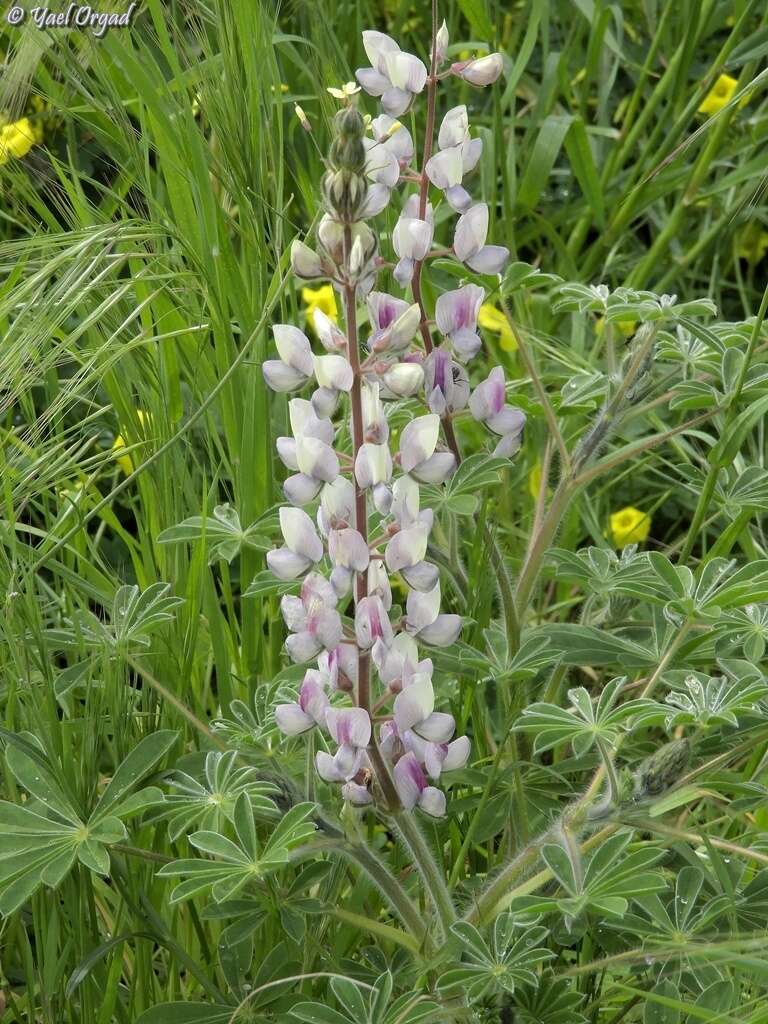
{"left": 392, "top": 808, "right": 457, "bottom": 937}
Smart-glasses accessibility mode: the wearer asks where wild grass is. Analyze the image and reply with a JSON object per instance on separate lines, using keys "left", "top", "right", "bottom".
{"left": 1, "top": 0, "right": 768, "bottom": 1021}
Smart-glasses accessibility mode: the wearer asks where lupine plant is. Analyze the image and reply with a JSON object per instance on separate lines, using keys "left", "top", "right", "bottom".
{"left": 3, "top": 0, "right": 768, "bottom": 1022}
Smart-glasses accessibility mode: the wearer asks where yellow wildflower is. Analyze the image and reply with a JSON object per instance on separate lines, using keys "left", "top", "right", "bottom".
{"left": 0, "top": 116, "right": 43, "bottom": 166}
{"left": 736, "top": 223, "right": 768, "bottom": 265}
{"left": 112, "top": 411, "right": 152, "bottom": 475}
{"left": 327, "top": 82, "right": 361, "bottom": 101}
{"left": 609, "top": 506, "right": 651, "bottom": 548}
{"left": 302, "top": 284, "right": 338, "bottom": 323}
{"left": 595, "top": 315, "right": 637, "bottom": 339}
{"left": 478, "top": 304, "right": 517, "bottom": 352}
{"left": 698, "top": 74, "right": 737, "bottom": 116}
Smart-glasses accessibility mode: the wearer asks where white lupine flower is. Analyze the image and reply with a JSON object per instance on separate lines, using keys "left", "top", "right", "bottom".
{"left": 453, "top": 203, "right": 510, "bottom": 275}
{"left": 425, "top": 105, "right": 482, "bottom": 212}
{"left": 356, "top": 31, "right": 428, "bottom": 117}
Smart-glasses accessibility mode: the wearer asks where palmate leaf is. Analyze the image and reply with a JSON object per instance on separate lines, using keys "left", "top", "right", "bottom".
{"left": 439, "top": 918, "right": 553, "bottom": 1000}
{"left": 162, "top": 749, "right": 278, "bottom": 840}
{"left": 111, "top": 583, "right": 184, "bottom": 647}
{"left": 516, "top": 676, "right": 662, "bottom": 755}
{"left": 157, "top": 502, "right": 274, "bottom": 563}
{"left": 158, "top": 795, "right": 316, "bottom": 904}
{"left": 0, "top": 731, "right": 176, "bottom": 915}
{"left": 548, "top": 547, "right": 669, "bottom": 604}
{"left": 514, "top": 832, "right": 666, "bottom": 925}
{"left": 663, "top": 671, "right": 768, "bottom": 728}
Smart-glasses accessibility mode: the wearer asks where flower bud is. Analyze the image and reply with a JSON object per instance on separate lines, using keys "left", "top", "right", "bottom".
{"left": 435, "top": 20, "right": 449, "bottom": 63}
{"left": 290, "top": 239, "right": 324, "bottom": 279}
{"left": 383, "top": 362, "right": 424, "bottom": 397}
{"left": 456, "top": 53, "right": 504, "bottom": 86}
{"left": 634, "top": 739, "right": 691, "bottom": 798}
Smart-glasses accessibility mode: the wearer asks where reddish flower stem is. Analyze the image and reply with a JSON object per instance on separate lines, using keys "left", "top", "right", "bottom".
{"left": 342, "top": 226, "right": 400, "bottom": 811}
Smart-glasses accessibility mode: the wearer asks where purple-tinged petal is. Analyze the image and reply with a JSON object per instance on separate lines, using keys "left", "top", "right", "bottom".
{"left": 393, "top": 672, "right": 435, "bottom": 732}
{"left": 443, "top": 735, "right": 471, "bottom": 771}
{"left": 301, "top": 572, "right": 337, "bottom": 610}
{"left": 445, "top": 184, "right": 473, "bottom": 213}
{"left": 401, "top": 560, "right": 440, "bottom": 592}
{"left": 342, "top": 781, "right": 373, "bottom": 806}
{"left": 438, "top": 106, "right": 468, "bottom": 149}
{"left": 315, "top": 750, "right": 347, "bottom": 783}
{"left": 393, "top": 256, "right": 414, "bottom": 289}
{"left": 418, "top": 614, "right": 462, "bottom": 647}
{"left": 368, "top": 560, "right": 393, "bottom": 610}
{"left": 454, "top": 203, "right": 488, "bottom": 261}
{"left": 399, "top": 414, "right": 440, "bottom": 473}
{"left": 326, "top": 707, "right": 371, "bottom": 748}
{"left": 385, "top": 523, "right": 430, "bottom": 572}
{"left": 355, "top": 595, "right": 394, "bottom": 649}
{"left": 493, "top": 432, "right": 523, "bottom": 458}
{"left": 328, "top": 527, "right": 370, "bottom": 572}
{"left": 461, "top": 137, "right": 483, "bottom": 174}
{"left": 285, "top": 630, "right": 322, "bottom": 663}
{"left": 410, "top": 451, "right": 456, "bottom": 484}
{"left": 393, "top": 751, "right": 426, "bottom": 808}
{"left": 273, "top": 325, "right": 315, "bottom": 376}
{"left": 393, "top": 216, "right": 433, "bottom": 262}
{"left": 319, "top": 478, "right": 355, "bottom": 534}
{"left": 469, "top": 366, "right": 507, "bottom": 422}
{"left": 459, "top": 53, "right": 504, "bottom": 86}
{"left": 280, "top": 595, "right": 306, "bottom": 632}
{"left": 311, "top": 386, "right": 340, "bottom": 418}
{"left": 373, "top": 631, "right": 420, "bottom": 689}
{"left": 263, "top": 360, "right": 308, "bottom": 393}
{"left": 330, "top": 565, "right": 352, "bottom": 598}
{"left": 313, "top": 608, "right": 343, "bottom": 650}
{"left": 283, "top": 471, "right": 321, "bottom": 508}
{"left": 266, "top": 547, "right": 313, "bottom": 580}
{"left": 276, "top": 437, "right": 298, "bottom": 470}
{"left": 275, "top": 703, "right": 315, "bottom": 736}
{"left": 355, "top": 66, "right": 390, "bottom": 96}
{"left": 467, "top": 245, "right": 510, "bottom": 275}
{"left": 381, "top": 87, "right": 413, "bottom": 118}
{"left": 435, "top": 284, "right": 484, "bottom": 336}
{"left": 487, "top": 406, "right": 526, "bottom": 438}
{"left": 418, "top": 786, "right": 446, "bottom": 817}
{"left": 406, "top": 582, "right": 441, "bottom": 633}
{"left": 299, "top": 676, "right": 330, "bottom": 725}
{"left": 373, "top": 482, "right": 392, "bottom": 515}
{"left": 312, "top": 310, "right": 346, "bottom": 353}
{"left": 450, "top": 328, "right": 482, "bottom": 361}
{"left": 415, "top": 712, "right": 455, "bottom": 744}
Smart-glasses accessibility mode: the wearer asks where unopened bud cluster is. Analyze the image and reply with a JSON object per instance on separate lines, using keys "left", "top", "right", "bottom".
{"left": 263, "top": 21, "right": 521, "bottom": 816}
{"left": 322, "top": 107, "right": 369, "bottom": 223}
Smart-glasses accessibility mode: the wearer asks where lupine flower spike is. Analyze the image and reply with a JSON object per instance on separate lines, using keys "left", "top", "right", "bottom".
{"left": 263, "top": 14, "right": 522, "bottom": 817}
